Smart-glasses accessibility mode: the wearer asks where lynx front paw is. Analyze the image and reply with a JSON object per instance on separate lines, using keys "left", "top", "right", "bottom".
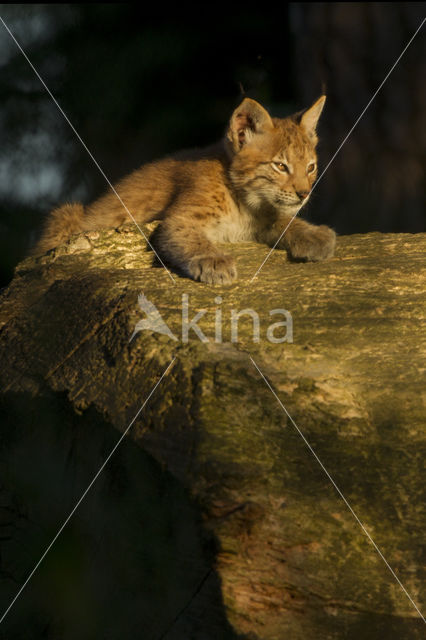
{"left": 288, "top": 225, "right": 336, "bottom": 262}
{"left": 188, "top": 254, "right": 237, "bottom": 285}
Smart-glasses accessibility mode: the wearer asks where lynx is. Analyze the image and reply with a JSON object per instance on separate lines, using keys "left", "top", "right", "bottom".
{"left": 34, "top": 96, "right": 336, "bottom": 284}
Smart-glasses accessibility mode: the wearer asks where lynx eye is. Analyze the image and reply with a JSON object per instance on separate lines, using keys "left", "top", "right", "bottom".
{"left": 273, "top": 162, "right": 290, "bottom": 173}
{"left": 307, "top": 163, "right": 316, "bottom": 173}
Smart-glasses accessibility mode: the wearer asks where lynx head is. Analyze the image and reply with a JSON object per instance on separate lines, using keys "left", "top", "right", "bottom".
{"left": 226, "top": 96, "right": 326, "bottom": 216}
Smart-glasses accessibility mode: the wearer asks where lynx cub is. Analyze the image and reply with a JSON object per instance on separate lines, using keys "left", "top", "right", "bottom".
{"left": 35, "top": 96, "right": 336, "bottom": 283}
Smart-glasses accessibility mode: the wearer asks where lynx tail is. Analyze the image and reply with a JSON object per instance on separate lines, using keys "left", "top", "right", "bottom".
{"left": 33, "top": 203, "right": 86, "bottom": 255}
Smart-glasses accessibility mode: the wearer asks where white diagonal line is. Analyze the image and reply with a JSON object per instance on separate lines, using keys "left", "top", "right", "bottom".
{"left": 249, "top": 355, "right": 425, "bottom": 622}
{"left": 250, "top": 16, "right": 426, "bottom": 283}
{"left": 0, "top": 16, "right": 176, "bottom": 284}
{"left": 0, "top": 356, "right": 176, "bottom": 626}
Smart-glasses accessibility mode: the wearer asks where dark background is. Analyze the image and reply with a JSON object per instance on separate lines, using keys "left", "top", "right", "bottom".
{"left": 0, "top": 3, "right": 424, "bottom": 288}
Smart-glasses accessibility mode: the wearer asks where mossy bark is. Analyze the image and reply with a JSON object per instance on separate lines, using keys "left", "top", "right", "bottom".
{"left": 0, "top": 225, "right": 425, "bottom": 639}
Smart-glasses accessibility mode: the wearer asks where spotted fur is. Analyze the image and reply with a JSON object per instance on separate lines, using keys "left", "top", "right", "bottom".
{"left": 34, "top": 97, "right": 335, "bottom": 283}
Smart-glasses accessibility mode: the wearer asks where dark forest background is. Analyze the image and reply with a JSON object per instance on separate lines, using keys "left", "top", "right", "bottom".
{"left": 0, "top": 3, "right": 424, "bottom": 288}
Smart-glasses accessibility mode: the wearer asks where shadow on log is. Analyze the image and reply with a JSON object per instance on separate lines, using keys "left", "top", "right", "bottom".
{"left": 0, "top": 391, "right": 240, "bottom": 640}
{"left": 0, "top": 223, "right": 425, "bottom": 638}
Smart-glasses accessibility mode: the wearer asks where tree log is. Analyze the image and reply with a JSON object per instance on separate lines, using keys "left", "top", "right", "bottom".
{"left": 0, "top": 224, "right": 425, "bottom": 639}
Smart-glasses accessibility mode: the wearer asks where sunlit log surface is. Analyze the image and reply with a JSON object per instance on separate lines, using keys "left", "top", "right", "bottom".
{"left": 0, "top": 224, "right": 425, "bottom": 639}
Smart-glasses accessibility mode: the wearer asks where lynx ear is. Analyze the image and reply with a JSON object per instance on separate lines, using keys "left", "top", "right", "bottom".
{"left": 299, "top": 95, "right": 326, "bottom": 142}
{"left": 227, "top": 98, "right": 274, "bottom": 151}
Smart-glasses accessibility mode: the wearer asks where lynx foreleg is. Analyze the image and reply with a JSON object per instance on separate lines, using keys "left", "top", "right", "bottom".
{"left": 261, "top": 215, "right": 336, "bottom": 262}
{"left": 154, "top": 214, "right": 237, "bottom": 285}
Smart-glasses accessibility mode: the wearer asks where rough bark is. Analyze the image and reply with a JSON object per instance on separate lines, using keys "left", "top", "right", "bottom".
{"left": 0, "top": 224, "right": 425, "bottom": 639}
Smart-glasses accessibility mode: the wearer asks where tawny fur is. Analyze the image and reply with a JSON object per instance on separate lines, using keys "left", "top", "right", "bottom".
{"left": 34, "top": 96, "right": 336, "bottom": 283}
{"left": 34, "top": 203, "right": 85, "bottom": 255}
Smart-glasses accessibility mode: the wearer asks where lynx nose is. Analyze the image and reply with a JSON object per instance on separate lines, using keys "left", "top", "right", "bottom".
{"left": 296, "top": 190, "right": 310, "bottom": 200}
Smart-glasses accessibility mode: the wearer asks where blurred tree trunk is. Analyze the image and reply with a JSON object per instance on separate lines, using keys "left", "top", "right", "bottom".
{"left": 290, "top": 2, "right": 425, "bottom": 233}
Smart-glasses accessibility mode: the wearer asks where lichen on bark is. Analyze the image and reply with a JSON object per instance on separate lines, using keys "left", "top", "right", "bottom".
{"left": 0, "top": 224, "right": 425, "bottom": 639}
